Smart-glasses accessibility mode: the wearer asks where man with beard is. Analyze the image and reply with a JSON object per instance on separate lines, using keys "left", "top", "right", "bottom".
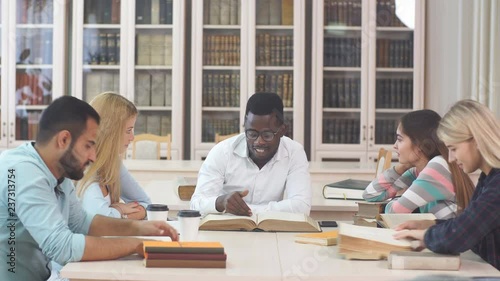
{"left": 0, "top": 96, "right": 178, "bottom": 281}
{"left": 191, "top": 93, "right": 311, "bottom": 216}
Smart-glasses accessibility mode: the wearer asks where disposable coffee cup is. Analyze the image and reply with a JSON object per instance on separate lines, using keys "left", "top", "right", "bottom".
{"left": 177, "top": 210, "right": 201, "bottom": 241}
{"left": 146, "top": 204, "right": 169, "bottom": 221}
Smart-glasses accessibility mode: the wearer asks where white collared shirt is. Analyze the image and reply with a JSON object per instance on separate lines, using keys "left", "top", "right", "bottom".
{"left": 190, "top": 134, "right": 311, "bottom": 215}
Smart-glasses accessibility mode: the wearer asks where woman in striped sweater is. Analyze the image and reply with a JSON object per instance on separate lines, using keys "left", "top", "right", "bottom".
{"left": 363, "top": 109, "right": 474, "bottom": 219}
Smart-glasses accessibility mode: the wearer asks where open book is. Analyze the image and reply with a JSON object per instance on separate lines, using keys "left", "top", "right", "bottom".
{"left": 199, "top": 211, "right": 321, "bottom": 232}
{"left": 322, "top": 179, "right": 371, "bottom": 200}
{"left": 378, "top": 213, "right": 437, "bottom": 229}
{"left": 338, "top": 223, "right": 413, "bottom": 260}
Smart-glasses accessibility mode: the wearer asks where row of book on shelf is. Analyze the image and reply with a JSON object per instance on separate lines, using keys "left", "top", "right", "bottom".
{"left": 256, "top": 73, "right": 294, "bottom": 107}
{"left": 376, "top": 79, "right": 414, "bottom": 109}
{"left": 135, "top": 113, "right": 171, "bottom": 136}
{"left": 16, "top": 0, "right": 53, "bottom": 24}
{"left": 374, "top": 119, "right": 398, "bottom": 144}
{"left": 202, "top": 118, "right": 240, "bottom": 143}
{"left": 84, "top": 32, "right": 120, "bottom": 65}
{"left": 136, "top": 0, "right": 174, "bottom": 25}
{"left": 203, "top": 0, "right": 241, "bottom": 25}
{"left": 16, "top": 72, "right": 53, "bottom": 106}
{"left": 322, "top": 119, "right": 360, "bottom": 144}
{"left": 256, "top": 33, "right": 294, "bottom": 67}
{"left": 16, "top": 30, "right": 53, "bottom": 65}
{"left": 85, "top": 72, "right": 120, "bottom": 102}
{"left": 323, "top": 77, "right": 361, "bottom": 108}
{"left": 255, "top": 0, "right": 293, "bottom": 26}
{"left": 84, "top": 0, "right": 120, "bottom": 24}
{"left": 377, "top": 38, "right": 414, "bottom": 68}
{"left": 135, "top": 72, "right": 172, "bottom": 107}
{"left": 203, "top": 34, "right": 241, "bottom": 66}
{"left": 376, "top": 0, "right": 407, "bottom": 27}
{"left": 323, "top": 37, "right": 361, "bottom": 67}
{"left": 136, "top": 34, "right": 173, "bottom": 66}
{"left": 323, "top": 0, "right": 362, "bottom": 26}
{"left": 202, "top": 73, "right": 241, "bottom": 107}
{"left": 16, "top": 113, "right": 41, "bottom": 141}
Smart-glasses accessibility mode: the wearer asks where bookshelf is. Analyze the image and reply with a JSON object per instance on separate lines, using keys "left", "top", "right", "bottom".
{"left": 190, "top": 0, "right": 305, "bottom": 160}
{"left": 311, "top": 0, "right": 425, "bottom": 162}
{"left": 0, "top": 0, "right": 67, "bottom": 149}
{"left": 72, "top": 0, "right": 185, "bottom": 159}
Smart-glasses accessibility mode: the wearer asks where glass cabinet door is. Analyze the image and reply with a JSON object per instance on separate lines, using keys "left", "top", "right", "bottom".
{"left": 81, "top": 0, "right": 121, "bottom": 103}
{"left": 321, "top": 0, "right": 364, "bottom": 147}
{"left": 14, "top": 0, "right": 55, "bottom": 141}
{"left": 373, "top": 0, "right": 415, "bottom": 146}
{"left": 133, "top": 0, "right": 174, "bottom": 140}
{"left": 201, "top": 0, "right": 242, "bottom": 143}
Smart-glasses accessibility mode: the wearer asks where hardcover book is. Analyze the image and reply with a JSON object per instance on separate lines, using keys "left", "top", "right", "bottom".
{"left": 388, "top": 251, "right": 460, "bottom": 270}
{"left": 322, "top": 179, "right": 371, "bottom": 200}
{"left": 378, "top": 213, "right": 437, "bottom": 229}
{"left": 199, "top": 211, "right": 321, "bottom": 232}
{"left": 338, "top": 223, "right": 413, "bottom": 260}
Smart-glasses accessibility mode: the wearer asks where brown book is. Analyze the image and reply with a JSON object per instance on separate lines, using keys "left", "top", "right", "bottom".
{"left": 199, "top": 212, "right": 321, "bottom": 232}
{"left": 378, "top": 213, "right": 437, "bottom": 229}
{"left": 295, "top": 230, "right": 338, "bottom": 246}
{"left": 338, "top": 223, "right": 413, "bottom": 260}
{"left": 356, "top": 201, "right": 385, "bottom": 218}
{"left": 281, "top": 0, "right": 293, "bottom": 25}
{"left": 176, "top": 176, "right": 197, "bottom": 201}
{"left": 144, "top": 259, "right": 226, "bottom": 268}
{"left": 388, "top": 251, "right": 460, "bottom": 270}
{"left": 145, "top": 252, "right": 227, "bottom": 261}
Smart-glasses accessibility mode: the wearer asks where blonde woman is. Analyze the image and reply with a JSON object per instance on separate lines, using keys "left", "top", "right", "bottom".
{"left": 395, "top": 100, "right": 500, "bottom": 270}
{"left": 77, "top": 92, "right": 151, "bottom": 220}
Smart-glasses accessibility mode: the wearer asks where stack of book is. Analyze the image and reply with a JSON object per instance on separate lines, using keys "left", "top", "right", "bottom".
{"left": 353, "top": 201, "right": 386, "bottom": 227}
{"left": 322, "top": 179, "right": 371, "bottom": 200}
{"left": 143, "top": 241, "right": 227, "bottom": 268}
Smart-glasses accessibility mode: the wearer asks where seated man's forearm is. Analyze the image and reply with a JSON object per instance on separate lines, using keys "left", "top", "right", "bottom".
{"left": 82, "top": 236, "right": 142, "bottom": 261}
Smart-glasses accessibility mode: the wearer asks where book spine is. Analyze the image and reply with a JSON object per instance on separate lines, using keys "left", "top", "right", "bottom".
{"left": 146, "top": 253, "right": 227, "bottom": 261}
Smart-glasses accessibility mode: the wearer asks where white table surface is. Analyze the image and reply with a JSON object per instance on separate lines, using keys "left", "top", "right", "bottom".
{"left": 61, "top": 227, "right": 500, "bottom": 281}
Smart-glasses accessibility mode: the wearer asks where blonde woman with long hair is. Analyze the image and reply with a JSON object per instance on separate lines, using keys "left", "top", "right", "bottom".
{"left": 395, "top": 99, "right": 500, "bottom": 270}
{"left": 77, "top": 92, "right": 151, "bottom": 220}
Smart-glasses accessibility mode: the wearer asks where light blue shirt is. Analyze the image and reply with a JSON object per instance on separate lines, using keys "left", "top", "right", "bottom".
{"left": 0, "top": 143, "right": 95, "bottom": 281}
{"left": 80, "top": 164, "right": 151, "bottom": 218}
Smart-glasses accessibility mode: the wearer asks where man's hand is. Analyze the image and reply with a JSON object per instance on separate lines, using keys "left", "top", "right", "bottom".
{"left": 216, "top": 190, "right": 252, "bottom": 216}
{"left": 394, "top": 219, "right": 436, "bottom": 231}
{"left": 393, "top": 229, "right": 427, "bottom": 251}
{"left": 133, "top": 220, "right": 179, "bottom": 241}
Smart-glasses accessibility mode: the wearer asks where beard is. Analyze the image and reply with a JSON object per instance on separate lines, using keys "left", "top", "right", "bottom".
{"left": 59, "top": 144, "right": 89, "bottom": 180}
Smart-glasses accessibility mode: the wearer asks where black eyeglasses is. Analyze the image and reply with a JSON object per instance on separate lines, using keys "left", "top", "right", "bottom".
{"left": 245, "top": 127, "right": 281, "bottom": 142}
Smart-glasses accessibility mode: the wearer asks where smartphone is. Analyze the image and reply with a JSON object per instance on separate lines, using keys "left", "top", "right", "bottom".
{"left": 318, "top": 220, "right": 338, "bottom": 227}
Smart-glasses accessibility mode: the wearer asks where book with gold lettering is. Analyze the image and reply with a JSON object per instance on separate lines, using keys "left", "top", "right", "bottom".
{"left": 199, "top": 212, "right": 321, "bottom": 232}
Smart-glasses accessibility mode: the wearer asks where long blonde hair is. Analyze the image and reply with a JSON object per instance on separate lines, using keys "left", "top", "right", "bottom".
{"left": 77, "top": 92, "right": 138, "bottom": 204}
{"left": 438, "top": 99, "right": 500, "bottom": 170}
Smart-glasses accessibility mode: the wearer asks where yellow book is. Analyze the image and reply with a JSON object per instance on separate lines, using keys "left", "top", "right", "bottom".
{"left": 295, "top": 230, "right": 338, "bottom": 246}
{"left": 175, "top": 176, "right": 197, "bottom": 201}
{"left": 143, "top": 241, "right": 224, "bottom": 254}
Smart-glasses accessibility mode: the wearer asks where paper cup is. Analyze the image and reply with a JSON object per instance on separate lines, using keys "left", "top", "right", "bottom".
{"left": 178, "top": 210, "right": 201, "bottom": 241}
{"left": 146, "top": 204, "right": 169, "bottom": 221}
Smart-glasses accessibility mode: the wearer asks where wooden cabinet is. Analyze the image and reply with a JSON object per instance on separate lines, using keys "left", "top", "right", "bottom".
{"left": 0, "top": 0, "right": 67, "bottom": 149}
{"left": 190, "top": 0, "right": 305, "bottom": 160}
{"left": 311, "top": 0, "right": 425, "bottom": 162}
{"left": 71, "top": 0, "right": 185, "bottom": 159}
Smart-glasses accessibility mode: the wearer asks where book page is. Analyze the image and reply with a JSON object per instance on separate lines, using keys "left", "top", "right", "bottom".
{"left": 256, "top": 211, "right": 306, "bottom": 224}
{"left": 380, "top": 213, "right": 437, "bottom": 229}
{"left": 339, "top": 222, "right": 412, "bottom": 247}
{"left": 199, "top": 214, "right": 257, "bottom": 231}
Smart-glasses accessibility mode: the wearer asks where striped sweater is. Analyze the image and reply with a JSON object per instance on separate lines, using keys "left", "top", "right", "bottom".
{"left": 362, "top": 155, "right": 457, "bottom": 219}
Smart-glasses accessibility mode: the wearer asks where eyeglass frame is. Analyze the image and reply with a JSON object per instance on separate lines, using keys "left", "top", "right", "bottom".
{"left": 244, "top": 126, "right": 283, "bottom": 142}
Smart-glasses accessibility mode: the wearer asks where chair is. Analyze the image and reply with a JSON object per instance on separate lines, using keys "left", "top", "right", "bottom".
{"left": 214, "top": 132, "right": 239, "bottom": 143}
{"left": 132, "top": 134, "right": 171, "bottom": 160}
{"left": 375, "top": 148, "right": 392, "bottom": 176}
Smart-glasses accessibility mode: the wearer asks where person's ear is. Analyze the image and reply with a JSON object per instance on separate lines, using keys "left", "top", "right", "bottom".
{"left": 280, "top": 123, "right": 289, "bottom": 136}
{"left": 56, "top": 130, "right": 72, "bottom": 150}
